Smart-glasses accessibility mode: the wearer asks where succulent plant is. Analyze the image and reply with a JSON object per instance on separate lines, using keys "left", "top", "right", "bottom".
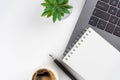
{"left": 41, "top": 0, "right": 73, "bottom": 23}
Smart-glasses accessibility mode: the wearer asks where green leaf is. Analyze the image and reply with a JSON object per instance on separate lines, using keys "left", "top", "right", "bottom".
{"left": 57, "top": 7, "right": 64, "bottom": 16}
{"left": 48, "top": 0, "right": 56, "bottom": 4}
{"left": 57, "top": 12, "right": 61, "bottom": 21}
{"left": 53, "top": 12, "right": 57, "bottom": 22}
{"left": 61, "top": 0, "right": 68, "bottom": 4}
{"left": 58, "top": 0, "right": 64, "bottom": 4}
{"left": 44, "top": 6, "right": 55, "bottom": 13}
{"left": 47, "top": 13, "right": 52, "bottom": 18}
{"left": 41, "top": 11, "right": 49, "bottom": 16}
{"left": 44, "top": 7, "right": 51, "bottom": 11}
{"left": 44, "top": 8, "right": 50, "bottom": 11}
{"left": 64, "top": 5, "right": 73, "bottom": 9}
{"left": 41, "top": 3, "right": 49, "bottom": 7}
{"left": 62, "top": 7, "right": 70, "bottom": 14}
{"left": 57, "top": 7, "right": 63, "bottom": 13}
{"left": 45, "top": 0, "right": 49, "bottom": 3}
{"left": 56, "top": 8, "right": 62, "bottom": 21}
{"left": 60, "top": 12, "right": 64, "bottom": 16}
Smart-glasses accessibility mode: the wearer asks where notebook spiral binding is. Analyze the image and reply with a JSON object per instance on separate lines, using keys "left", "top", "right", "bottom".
{"left": 63, "top": 28, "right": 92, "bottom": 60}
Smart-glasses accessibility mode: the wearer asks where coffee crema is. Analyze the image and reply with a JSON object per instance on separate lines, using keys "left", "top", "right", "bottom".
{"left": 32, "top": 69, "right": 56, "bottom": 80}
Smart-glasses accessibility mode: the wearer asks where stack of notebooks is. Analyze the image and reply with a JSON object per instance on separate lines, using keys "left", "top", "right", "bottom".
{"left": 62, "top": 27, "right": 120, "bottom": 80}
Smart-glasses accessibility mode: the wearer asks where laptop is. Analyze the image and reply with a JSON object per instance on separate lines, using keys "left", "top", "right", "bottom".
{"left": 64, "top": 0, "right": 120, "bottom": 55}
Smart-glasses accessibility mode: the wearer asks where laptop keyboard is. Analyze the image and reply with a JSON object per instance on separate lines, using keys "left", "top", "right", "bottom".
{"left": 89, "top": 0, "right": 120, "bottom": 37}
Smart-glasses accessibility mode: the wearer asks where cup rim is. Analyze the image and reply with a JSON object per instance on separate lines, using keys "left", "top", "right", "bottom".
{"left": 29, "top": 66, "right": 58, "bottom": 80}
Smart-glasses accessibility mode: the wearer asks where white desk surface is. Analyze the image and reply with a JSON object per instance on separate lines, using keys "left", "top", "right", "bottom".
{"left": 0, "top": 0, "right": 85, "bottom": 80}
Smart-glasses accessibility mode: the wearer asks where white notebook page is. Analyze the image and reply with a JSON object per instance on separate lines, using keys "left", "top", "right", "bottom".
{"left": 63, "top": 28, "right": 120, "bottom": 80}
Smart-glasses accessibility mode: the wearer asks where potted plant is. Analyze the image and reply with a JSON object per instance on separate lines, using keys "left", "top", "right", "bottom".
{"left": 41, "top": 0, "right": 73, "bottom": 23}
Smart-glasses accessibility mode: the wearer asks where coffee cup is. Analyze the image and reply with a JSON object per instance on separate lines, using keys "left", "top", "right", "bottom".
{"left": 29, "top": 66, "right": 59, "bottom": 80}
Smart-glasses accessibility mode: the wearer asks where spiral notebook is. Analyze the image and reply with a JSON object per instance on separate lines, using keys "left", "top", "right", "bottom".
{"left": 62, "top": 27, "right": 120, "bottom": 80}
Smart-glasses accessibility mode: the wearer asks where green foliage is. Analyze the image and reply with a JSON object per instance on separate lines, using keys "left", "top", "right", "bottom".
{"left": 41, "top": 0, "right": 73, "bottom": 23}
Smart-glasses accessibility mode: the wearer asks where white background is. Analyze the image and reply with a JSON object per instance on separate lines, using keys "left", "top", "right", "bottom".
{"left": 0, "top": 0, "right": 85, "bottom": 80}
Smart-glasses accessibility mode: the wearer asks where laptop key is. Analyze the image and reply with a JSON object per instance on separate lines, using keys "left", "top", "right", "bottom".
{"left": 96, "top": 1, "right": 109, "bottom": 11}
{"left": 89, "top": 16, "right": 99, "bottom": 26}
{"left": 117, "top": 19, "right": 120, "bottom": 26}
{"left": 109, "top": 0, "right": 119, "bottom": 6}
{"left": 105, "top": 23, "right": 115, "bottom": 33}
{"left": 118, "top": 2, "right": 120, "bottom": 8}
{"left": 116, "top": 10, "right": 120, "bottom": 17}
{"left": 101, "top": 0, "right": 109, "bottom": 3}
{"left": 109, "top": 15, "right": 118, "bottom": 24}
{"left": 113, "top": 27, "right": 120, "bottom": 37}
{"left": 93, "top": 8, "right": 110, "bottom": 21}
{"left": 97, "top": 19, "right": 107, "bottom": 30}
{"left": 108, "top": 6, "right": 117, "bottom": 15}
